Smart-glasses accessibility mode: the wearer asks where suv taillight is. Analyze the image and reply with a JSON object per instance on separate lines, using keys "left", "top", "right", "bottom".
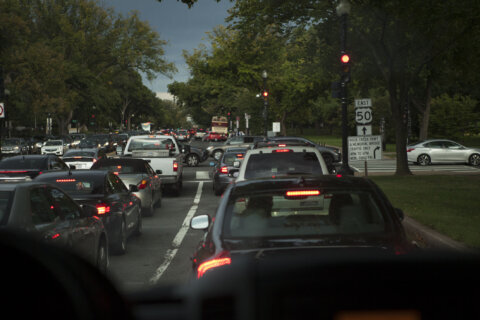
{"left": 197, "top": 251, "right": 231, "bottom": 278}
{"left": 173, "top": 161, "right": 178, "bottom": 172}
{"left": 138, "top": 179, "right": 148, "bottom": 190}
{"left": 220, "top": 166, "right": 228, "bottom": 174}
{"left": 96, "top": 204, "right": 111, "bottom": 215}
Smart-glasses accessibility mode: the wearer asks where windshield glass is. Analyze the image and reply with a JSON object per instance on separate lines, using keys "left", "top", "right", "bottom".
{"left": 44, "top": 141, "right": 62, "bottom": 146}
{"left": 244, "top": 152, "right": 323, "bottom": 179}
{"left": 0, "top": 158, "right": 47, "bottom": 169}
{"left": 40, "top": 176, "right": 104, "bottom": 195}
{"left": 128, "top": 138, "right": 171, "bottom": 151}
{"left": 224, "top": 191, "right": 387, "bottom": 238}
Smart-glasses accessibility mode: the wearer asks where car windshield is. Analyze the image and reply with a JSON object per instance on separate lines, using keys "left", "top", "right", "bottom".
{"left": 244, "top": 152, "right": 323, "bottom": 179}
{"left": 0, "top": 158, "right": 47, "bottom": 169}
{"left": 224, "top": 190, "right": 387, "bottom": 238}
{"left": 3, "top": 0, "right": 480, "bottom": 309}
{"left": 63, "top": 151, "right": 95, "bottom": 158}
{"left": 44, "top": 141, "right": 62, "bottom": 146}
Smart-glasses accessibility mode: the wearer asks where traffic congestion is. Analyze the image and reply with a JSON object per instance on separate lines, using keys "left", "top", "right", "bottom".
{"left": 1, "top": 0, "right": 480, "bottom": 319}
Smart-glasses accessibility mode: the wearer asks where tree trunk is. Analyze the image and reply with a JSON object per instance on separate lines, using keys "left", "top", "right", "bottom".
{"left": 56, "top": 110, "right": 73, "bottom": 136}
{"left": 419, "top": 75, "right": 432, "bottom": 140}
{"left": 389, "top": 82, "right": 412, "bottom": 176}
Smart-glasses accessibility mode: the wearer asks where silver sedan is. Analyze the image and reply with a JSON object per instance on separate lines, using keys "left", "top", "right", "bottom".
{"left": 407, "top": 139, "right": 480, "bottom": 166}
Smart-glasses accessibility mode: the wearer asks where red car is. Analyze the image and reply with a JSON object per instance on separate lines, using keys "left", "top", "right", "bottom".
{"left": 203, "top": 132, "right": 227, "bottom": 142}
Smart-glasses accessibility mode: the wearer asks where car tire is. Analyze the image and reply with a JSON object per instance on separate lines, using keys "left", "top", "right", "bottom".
{"left": 96, "top": 237, "right": 108, "bottom": 273}
{"left": 417, "top": 154, "right": 431, "bottom": 166}
{"left": 186, "top": 154, "right": 199, "bottom": 167}
{"left": 468, "top": 153, "right": 480, "bottom": 166}
{"left": 112, "top": 219, "right": 127, "bottom": 255}
{"left": 213, "top": 150, "right": 223, "bottom": 160}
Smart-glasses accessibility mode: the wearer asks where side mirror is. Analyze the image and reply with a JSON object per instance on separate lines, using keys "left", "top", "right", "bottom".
{"left": 156, "top": 169, "right": 162, "bottom": 174}
{"left": 129, "top": 184, "right": 139, "bottom": 193}
{"left": 394, "top": 208, "right": 404, "bottom": 221}
{"left": 190, "top": 214, "right": 211, "bottom": 230}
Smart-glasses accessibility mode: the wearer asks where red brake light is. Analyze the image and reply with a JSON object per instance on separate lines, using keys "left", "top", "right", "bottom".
{"left": 406, "top": 148, "right": 415, "bottom": 152}
{"left": 236, "top": 154, "right": 244, "bottom": 159}
{"left": 138, "top": 179, "right": 148, "bottom": 190}
{"left": 336, "top": 174, "right": 343, "bottom": 178}
{"left": 74, "top": 156, "right": 81, "bottom": 159}
{"left": 273, "top": 149, "right": 292, "bottom": 153}
{"left": 0, "top": 170, "right": 28, "bottom": 173}
{"left": 278, "top": 144, "right": 286, "bottom": 147}
{"left": 197, "top": 252, "right": 231, "bottom": 279}
{"left": 220, "top": 166, "right": 228, "bottom": 174}
{"left": 173, "top": 161, "right": 178, "bottom": 172}
{"left": 56, "top": 179, "right": 76, "bottom": 182}
{"left": 96, "top": 204, "right": 111, "bottom": 215}
{"left": 285, "top": 190, "right": 321, "bottom": 197}
{"left": 51, "top": 233, "right": 60, "bottom": 240}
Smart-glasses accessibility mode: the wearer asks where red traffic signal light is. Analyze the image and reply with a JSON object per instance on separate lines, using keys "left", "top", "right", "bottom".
{"left": 341, "top": 54, "right": 350, "bottom": 64}
{"left": 263, "top": 91, "right": 268, "bottom": 98}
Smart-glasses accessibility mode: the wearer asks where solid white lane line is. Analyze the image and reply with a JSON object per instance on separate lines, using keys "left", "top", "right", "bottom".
{"left": 149, "top": 181, "right": 204, "bottom": 284}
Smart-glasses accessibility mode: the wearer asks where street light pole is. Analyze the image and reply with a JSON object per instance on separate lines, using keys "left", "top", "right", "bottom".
{"left": 262, "top": 70, "right": 268, "bottom": 137}
{"left": 337, "top": 0, "right": 354, "bottom": 176}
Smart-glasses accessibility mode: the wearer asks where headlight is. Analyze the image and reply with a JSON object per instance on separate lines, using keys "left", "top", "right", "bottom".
{"left": 14, "top": 146, "right": 19, "bottom": 150}
{"left": 207, "top": 146, "right": 214, "bottom": 151}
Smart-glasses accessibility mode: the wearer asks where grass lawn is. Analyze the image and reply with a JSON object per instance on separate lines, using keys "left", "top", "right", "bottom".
{"left": 370, "top": 175, "right": 480, "bottom": 248}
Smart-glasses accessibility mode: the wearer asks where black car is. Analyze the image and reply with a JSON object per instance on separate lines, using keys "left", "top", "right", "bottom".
{"left": 0, "top": 155, "right": 70, "bottom": 180}
{"left": 190, "top": 175, "right": 412, "bottom": 278}
{"left": 211, "top": 147, "right": 247, "bottom": 195}
{"left": 0, "top": 181, "right": 108, "bottom": 272}
{"left": 35, "top": 170, "right": 142, "bottom": 255}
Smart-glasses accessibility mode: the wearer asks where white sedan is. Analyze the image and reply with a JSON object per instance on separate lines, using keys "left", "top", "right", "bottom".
{"left": 407, "top": 139, "right": 480, "bottom": 166}
{"left": 41, "top": 140, "right": 67, "bottom": 156}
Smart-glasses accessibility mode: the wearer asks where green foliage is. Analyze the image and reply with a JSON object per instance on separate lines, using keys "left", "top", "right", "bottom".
{"left": 0, "top": 0, "right": 175, "bottom": 134}
{"left": 429, "top": 94, "right": 479, "bottom": 139}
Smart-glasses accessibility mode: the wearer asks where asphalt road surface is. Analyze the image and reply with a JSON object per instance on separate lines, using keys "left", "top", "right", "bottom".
{"left": 107, "top": 155, "right": 217, "bottom": 293}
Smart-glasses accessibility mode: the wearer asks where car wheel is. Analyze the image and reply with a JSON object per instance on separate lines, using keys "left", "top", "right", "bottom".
{"left": 96, "top": 238, "right": 108, "bottom": 273}
{"left": 112, "top": 219, "right": 127, "bottom": 255}
{"left": 417, "top": 154, "right": 431, "bottom": 166}
{"left": 468, "top": 153, "right": 480, "bottom": 166}
{"left": 186, "top": 154, "right": 199, "bottom": 167}
{"left": 213, "top": 150, "right": 223, "bottom": 160}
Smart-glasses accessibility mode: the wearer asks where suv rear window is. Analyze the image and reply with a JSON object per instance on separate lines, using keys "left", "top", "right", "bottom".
{"left": 244, "top": 152, "right": 323, "bottom": 179}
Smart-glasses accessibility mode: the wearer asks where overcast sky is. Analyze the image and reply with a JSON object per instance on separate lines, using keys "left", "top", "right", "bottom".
{"left": 101, "top": 0, "right": 234, "bottom": 95}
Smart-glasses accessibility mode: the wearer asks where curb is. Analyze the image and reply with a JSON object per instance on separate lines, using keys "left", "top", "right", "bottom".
{"left": 403, "top": 216, "right": 476, "bottom": 253}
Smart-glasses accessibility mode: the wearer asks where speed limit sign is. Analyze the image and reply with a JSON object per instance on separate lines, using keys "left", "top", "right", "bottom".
{"left": 355, "top": 107, "right": 372, "bottom": 125}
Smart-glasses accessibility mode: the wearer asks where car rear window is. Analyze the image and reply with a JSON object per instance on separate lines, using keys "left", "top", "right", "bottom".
{"left": 38, "top": 176, "right": 105, "bottom": 195}
{"left": 0, "top": 158, "right": 47, "bottom": 169}
{"left": 244, "top": 152, "right": 323, "bottom": 179}
{"left": 223, "top": 153, "right": 245, "bottom": 165}
{"left": 63, "top": 151, "right": 96, "bottom": 158}
{"left": 223, "top": 190, "right": 387, "bottom": 238}
{"left": 0, "top": 191, "right": 13, "bottom": 225}
{"left": 128, "top": 138, "right": 172, "bottom": 151}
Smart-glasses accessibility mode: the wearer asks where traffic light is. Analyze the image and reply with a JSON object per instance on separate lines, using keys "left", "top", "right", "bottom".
{"left": 340, "top": 53, "right": 351, "bottom": 83}
{"left": 263, "top": 91, "right": 268, "bottom": 98}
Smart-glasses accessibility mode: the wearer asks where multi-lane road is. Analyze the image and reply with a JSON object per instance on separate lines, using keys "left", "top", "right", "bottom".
{"left": 107, "top": 141, "right": 480, "bottom": 293}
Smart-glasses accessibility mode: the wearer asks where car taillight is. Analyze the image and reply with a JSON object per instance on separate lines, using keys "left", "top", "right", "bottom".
{"left": 96, "top": 204, "right": 111, "bottom": 215}
{"left": 173, "top": 161, "right": 178, "bottom": 172}
{"left": 0, "top": 170, "right": 28, "bottom": 173}
{"left": 56, "top": 179, "right": 76, "bottom": 182}
{"left": 138, "top": 179, "right": 148, "bottom": 190}
{"left": 273, "top": 149, "right": 292, "bottom": 153}
{"left": 220, "top": 166, "right": 228, "bottom": 174}
{"left": 406, "top": 148, "right": 415, "bottom": 152}
{"left": 278, "top": 144, "right": 287, "bottom": 147}
{"left": 285, "top": 190, "right": 321, "bottom": 197}
{"left": 197, "top": 251, "right": 231, "bottom": 279}
{"left": 236, "top": 154, "right": 244, "bottom": 159}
